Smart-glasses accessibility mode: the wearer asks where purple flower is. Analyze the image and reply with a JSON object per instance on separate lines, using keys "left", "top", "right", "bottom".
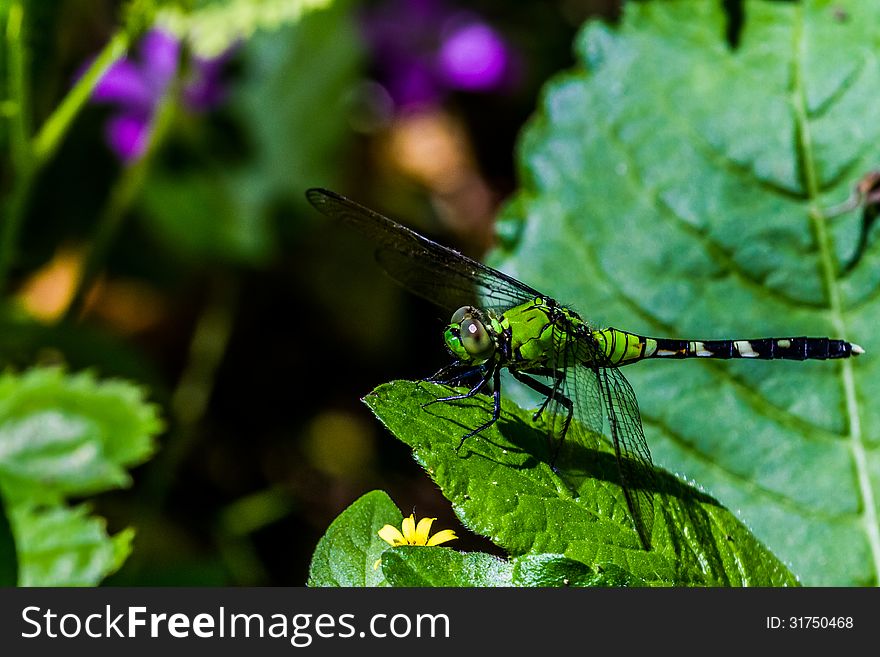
{"left": 361, "top": 0, "right": 514, "bottom": 111}
{"left": 91, "top": 29, "right": 230, "bottom": 163}
{"left": 438, "top": 21, "right": 508, "bottom": 90}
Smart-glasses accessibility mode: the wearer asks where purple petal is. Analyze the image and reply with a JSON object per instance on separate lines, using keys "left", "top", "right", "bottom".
{"left": 139, "top": 28, "right": 180, "bottom": 93}
{"left": 92, "top": 59, "right": 155, "bottom": 112}
{"left": 438, "top": 21, "right": 508, "bottom": 90}
{"left": 105, "top": 112, "right": 152, "bottom": 163}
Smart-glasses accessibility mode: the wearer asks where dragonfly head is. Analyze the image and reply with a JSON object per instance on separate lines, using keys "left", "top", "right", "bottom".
{"left": 444, "top": 305, "right": 497, "bottom": 364}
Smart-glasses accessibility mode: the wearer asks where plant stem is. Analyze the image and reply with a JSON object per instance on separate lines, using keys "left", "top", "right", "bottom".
{"left": 5, "top": 1, "right": 29, "bottom": 168}
{"left": 0, "top": 1, "right": 32, "bottom": 292}
{"left": 31, "top": 31, "right": 129, "bottom": 164}
{"left": 0, "top": 13, "right": 129, "bottom": 292}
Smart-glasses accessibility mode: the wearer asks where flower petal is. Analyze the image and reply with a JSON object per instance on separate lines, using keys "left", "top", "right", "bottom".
{"left": 139, "top": 28, "right": 180, "bottom": 93}
{"left": 105, "top": 112, "right": 151, "bottom": 163}
{"left": 414, "top": 517, "right": 436, "bottom": 545}
{"left": 377, "top": 524, "right": 405, "bottom": 546}
{"left": 91, "top": 59, "right": 155, "bottom": 111}
{"left": 400, "top": 514, "right": 416, "bottom": 543}
{"left": 426, "top": 529, "right": 458, "bottom": 546}
{"left": 438, "top": 21, "right": 508, "bottom": 90}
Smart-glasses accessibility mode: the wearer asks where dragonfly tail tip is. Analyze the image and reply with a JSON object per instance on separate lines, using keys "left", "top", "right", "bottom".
{"left": 851, "top": 342, "right": 865, "bottom": 356}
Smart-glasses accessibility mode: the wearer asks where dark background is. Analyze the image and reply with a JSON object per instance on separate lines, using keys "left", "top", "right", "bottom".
{"left": 4, "top": 0, "right": 624, "bottom": 585}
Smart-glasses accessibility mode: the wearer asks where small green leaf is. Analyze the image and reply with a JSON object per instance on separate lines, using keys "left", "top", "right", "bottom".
{"left": 308, "top": 490, "right": 402, "bottom": 587}
{"left": 0, "top": 368, "right": 161, "bottom": 506}
{"left": 0, "top": 494, "right": 17, "bottom": 586}
{"left": 365, "top": 380, "right": 798, "bottom": 587}
{"left": 0, "top": 368, "right": 160, "bottom": 585}
{"left": 511, "top": 554, "right": 645, "bottom": 587}
{"left": 13, "top": 505, "right": 133, "bottom": 586}
{"left": 382, "top": 547, "right": 512, "bottom": 587}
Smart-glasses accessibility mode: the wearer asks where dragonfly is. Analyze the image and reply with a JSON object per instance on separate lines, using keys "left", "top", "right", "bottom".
{"left": 306, "top": 187, "right": 865, "bottom": 550}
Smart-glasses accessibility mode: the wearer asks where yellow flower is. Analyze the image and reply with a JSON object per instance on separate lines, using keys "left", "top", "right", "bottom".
{"left": 378, "top": 514, "right": 458, "bottom": 547}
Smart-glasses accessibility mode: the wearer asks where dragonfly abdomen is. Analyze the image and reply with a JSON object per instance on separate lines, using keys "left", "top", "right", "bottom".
{"left": 648, "top": 336, "right": 864, "bottom": 361}
{"left": 594, "top": 328, "right": 864, "bottom": 365}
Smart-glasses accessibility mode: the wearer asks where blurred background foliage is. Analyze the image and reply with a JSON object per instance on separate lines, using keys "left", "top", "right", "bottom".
{"left": 1, "top": 0, "right": 622, "bottom": 584}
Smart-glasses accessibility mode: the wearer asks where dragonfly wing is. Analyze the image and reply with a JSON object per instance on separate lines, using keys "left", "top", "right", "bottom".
{"left": 306, "top": 188, "right": 540, "bottom": 313}
{"left": 553, "top": 327, "right": 656, "bottom": 550}
{"left": 375, "top": 247, "right": 536, "bottom": 314}
{"left": 554, "top": 323, "right": 604, "bottom": 439}
{"left": 595, "top": 363, "right": 656, "bottom": 550}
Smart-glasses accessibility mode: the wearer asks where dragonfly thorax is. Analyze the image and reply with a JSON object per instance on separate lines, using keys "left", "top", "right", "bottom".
{"left": 444, "top": 305, "right": 505, "bottom": 364}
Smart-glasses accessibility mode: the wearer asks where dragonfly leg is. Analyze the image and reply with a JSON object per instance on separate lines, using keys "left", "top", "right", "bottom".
{"left": 423, "top": 363, "right": 494, "bottom": 408}
{"left": 456, "top": 368, "right": 502, "bottom": 451}
{"left": 515, "top": 366, "right": 567, "bottom": 418}
{"left": 424, "top": 363, "right": 485, "bottom": 389}
{"left": 510, "top": 370, "right": 573, "bottom": 468}
{"left": 425, "top": 362, "right": 473, "bottom": 383}
{"left": 510, "top": 369, "right": 558, "bottom": 420}
{"left": 534, "top": 374, "right": 564, "bottom": 421}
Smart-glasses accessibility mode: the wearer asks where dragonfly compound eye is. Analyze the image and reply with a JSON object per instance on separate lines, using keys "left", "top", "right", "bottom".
{"left": 451, "top": 305, "right": 476, "bottom": 325}
{"left": 460, "top": 318, "right": 495, "bottom": 360}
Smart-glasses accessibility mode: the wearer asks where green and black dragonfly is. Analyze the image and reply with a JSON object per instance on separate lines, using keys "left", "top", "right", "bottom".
{"left": 306, "top": 187, "right": 865, "bottom": 550}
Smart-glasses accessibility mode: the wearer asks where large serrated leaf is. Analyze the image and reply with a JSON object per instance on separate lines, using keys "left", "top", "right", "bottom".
{"left": 308, "top": 489, "right": 402, "bottom": 587}
{"left": 365, "top": 381, "right": 798, "bottom": 586}
{"left": 491, "top": 0, "right": 879, "bottom": 585}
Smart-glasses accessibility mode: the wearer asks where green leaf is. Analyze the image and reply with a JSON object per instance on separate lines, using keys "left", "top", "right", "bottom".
{"left": 308, "top": 490, "right": 402, "bottom": 587}
{"left": 0, "top": 494, "right": 17, "bottom": 586}
{"left": 0, "top": 368, "right": 161, "bottom": 585}
{"left": 492, "top": 0, "right": 878, "bottom": 585}
{"left": 382, "top": 547, "right": 512, "bottom": 587}
{"left": 365, "top": 381, "right": 798, "bottom": 587}
{"left": 380, "top": 548, "right": 645, "bottom": 587}
{"left": 13, "top": 504, "right": 133, "bottom": 586}
{"left": 511, "top": 554, "right": 645, "bottom": 587}
{"left": 0, "top": 368, "right": 161, "bottom": 505}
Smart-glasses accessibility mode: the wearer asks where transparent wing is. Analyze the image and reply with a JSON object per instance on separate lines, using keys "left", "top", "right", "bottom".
{"left": 306, "top": 188, "right": 540, "bottom": 313}
{"left": 544, "top": 325, "right": 656, "bottom": 550}
{"left": 594, "top": 362, "right": 656, "bottom": 550}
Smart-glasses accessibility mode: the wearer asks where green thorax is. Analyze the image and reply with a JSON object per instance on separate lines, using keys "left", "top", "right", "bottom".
{"left": 443, "top": 296, "right": 653, "bottom": 368}
{"left": 503, "top": 297, "right": 651, "bottom": 368}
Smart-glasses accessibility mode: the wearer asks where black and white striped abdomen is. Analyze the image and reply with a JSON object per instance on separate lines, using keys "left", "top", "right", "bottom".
{"left": 649, "top": 337, "right": 864, "bottom": 361}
